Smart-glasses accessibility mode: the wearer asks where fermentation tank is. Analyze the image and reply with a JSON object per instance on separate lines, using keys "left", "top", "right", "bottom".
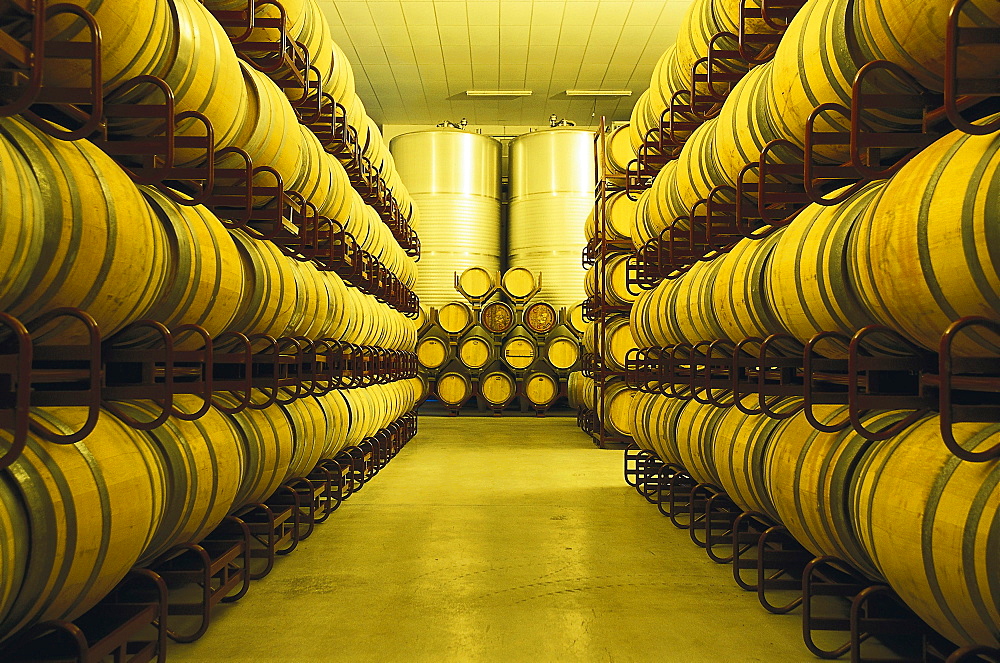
{"left": 508, "top": 128, "right": 596, "bottom": 307}
{"left": 389, "top": 129, "right": 502, "bottom": 307}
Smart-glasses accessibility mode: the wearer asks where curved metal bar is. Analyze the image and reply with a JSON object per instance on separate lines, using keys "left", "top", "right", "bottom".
{"left": 0, "top": 313, "right": 32, "bottom": 470}
{"left": 803, "top": 330, "right": 853, "bottom": 433}
{"left": 847, "top": 325, "right": 932, "bottom": 441}
{"left": 101, "top": 320, "right": 174, "bottom": 431}
{"left": 939, "top": 316, "right": 1000, "bottom": 461}
{"left": 26, "top": 308, "right": 102, "bottom": 444}
{"left": 169, "top": 324, "right": 213, "bottom": 421}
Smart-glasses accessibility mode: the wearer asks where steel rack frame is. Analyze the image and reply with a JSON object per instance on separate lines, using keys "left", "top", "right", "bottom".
{"left": 625, "top": 0, "right": 1000, "bottom": 294}
{"left": 203, "top": 0, "right": 420, "bottom": 257}
{"left": 0, "top": 309, "right": 418, "bottom": 470}
{"left": 578, "top": 118, "right": 635, "bottom": 448}
{"left": 623, "top": 0, "right": 807, "bottom": 193}
{"left": 0, "top": 2, "right": 421, "bottom": 313}
{"left": 628, "top": 449, "right": 1000, "bottom": 663}
{"left": 624, "top": 317, "right": 1000, "bottom": 462}
{"left": 0, "top": 569, "right": 168, "bottom": 663}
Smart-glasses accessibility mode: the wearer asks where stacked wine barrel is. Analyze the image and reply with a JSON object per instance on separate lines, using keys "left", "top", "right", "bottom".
{"left": 418, "top": 268, "right": 586, "bottom": 414}
{"left": 571, "top": 137, "right": 639, "bottom": 445}
{"left": 0, "top": 0, "right": 420, "bottom": 646}
{"left": 621, "top": 0, "right": 1000, "bottom": 654}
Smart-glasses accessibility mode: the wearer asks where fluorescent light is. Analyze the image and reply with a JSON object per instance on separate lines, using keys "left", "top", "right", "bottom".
{"left": 465, "top": 89, "right": 533, "bottom": 97}
{"left": 566, "top": 89, "right": 632, "bottom": 97}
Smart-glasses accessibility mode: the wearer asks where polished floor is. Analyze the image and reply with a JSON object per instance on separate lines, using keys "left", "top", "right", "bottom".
{"left": 171, "top": 416, "right": 816, "bottom": 662}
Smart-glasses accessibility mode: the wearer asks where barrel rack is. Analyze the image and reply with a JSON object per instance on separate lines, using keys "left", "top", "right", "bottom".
{"left": 625, "top": 0, "right": 1000, "bottom": 292}
{"left": 0, "top": 2, "right": 424, "bottom": 659}
{"left": 623, "top": 442, "right": 1000, "bottom": 663}
{"left": 577, "top": 119, "right": 634, "bottom": 449}
{"left": 0, "top": 0, "right": 420, "bottom": 316}
{"left": 624, "top": 0, "right": 808, "bottom": 196}
{"left": 0, "top": 307, "right": 419, "bottom": 662}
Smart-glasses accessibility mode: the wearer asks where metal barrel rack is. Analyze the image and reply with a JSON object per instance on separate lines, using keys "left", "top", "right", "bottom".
{"left": 623, "top": 444, "right": 1000, "bottom": 663}
{"left": 626, "top": 0, "right": 1000, "bottom": 295}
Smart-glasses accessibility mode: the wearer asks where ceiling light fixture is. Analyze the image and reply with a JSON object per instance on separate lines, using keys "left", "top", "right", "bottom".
{"left": 465, "top": 89, "right": 533, "bottom": 97}
{"left": 566, "top": 89, "right": 632, "bottom": 97}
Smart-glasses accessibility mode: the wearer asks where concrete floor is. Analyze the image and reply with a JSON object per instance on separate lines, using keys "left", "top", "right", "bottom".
{"left": 171, "top": 417, "right": 816, "bottom": 662}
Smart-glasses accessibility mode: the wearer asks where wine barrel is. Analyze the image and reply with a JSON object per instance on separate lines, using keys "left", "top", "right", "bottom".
{"left": 281, "top": 394, "right": 329, "bottom": 481}
{"left": 0, "top": 117, "right": 169, "bottom": 345}
{"left": 111, "top": 186, "right": 245, "bottom": 349}
{"left": 0, "top": 408, "right": 164, "bottom": 637}
{"left": 288, "top": 125, "right": 339, "bottom": 216}
{"left": 712, "top": 61, "right": 787, "bottom": 192}
{"left": 118, "top": 0, "right": 250, "bottom": 166}
{"left": 663, "top": 258, "right": 727, "bottom": 345}
{"left": 319, "top": 389, "right": 354, "bottom": 454}
{"left": 850, "top": 123, "right": 1000, "bottom": 356}
{"left": 671, "top": 118, "right": 729, "bottom": 216}
{"left": 629, "top": 190, "right": 656, "bottom": 251}
{"left": 481, "top": 301, "right": 515, "bottom": 335}
{"left": 438, "top": 301, "right": 474, "bottom": 335}
{"left": 417, "top": 336, "right": 450, "bottom": 370}
{"left": 672, "top": 0, "right": 744, "bottom": 94}
{"left": 674, "top": 399, "right": 731, "bottom": 486}
{"left": 765, "top": 406, "right": 910, "bottom": 581}
{"left": 631, "top": 280, "right": 670, "bottom": 348}
{"left": 0, "top": 123, "right": 43, "bottom": 329}
{"left": 501, "top": 267, "right": 536, "bottom": 300}
{"left": 602, "top": 125, "right": 635, "bottom": 181}
{"left": 766, "top": 181, "right": 887, "bottom": 358}
{"left": 585, "top": 254, "right": 635, "bottom": 307}
{"left": 112, "top": 396, "right": 244, "bottom": 566}
{"left": 628, "top": 392, "right": 689, "bottom": 464}
{"left": 851, "top": 416, "right": 1000, "bottom": 648}
{"left": 712, "top": 229, "right": 790, "bottom": 354}
{"left": 639, "top": 161, "right": 682, "bottom": 244}
{"left": 599, "top": 378, "right": 635, "bottom": 439}
{"left": 0, "top": 473, "right": 27, "bottom": 636}
{"left": 45, "top": 0, "right": 172, "bottom": 95}
{"left": 203, "top": 0, "right": 309, "bottom": 45}
{"left": 713, "top": 397, "right": 801, "bottom": 520}
{"left": 436, "top": 371, "right": 472, "bottom": 407}
{"left": 286, "top": 260, "right": 337, "bottom": 341}
{"left": 220, "top": 62, "right": 303, "bottom": 205}
{"left": 602, "top": 316, "right": 638, "bottom": 373}
{"left": 545, "top": 337, "right": 580, "bottom": 371}
{"left": 459, "top": 267, "right": 496, "bottom": 300}
{"left": 853, "top": 0, "right": 1000, "bottom": 92}
{"left": 565, "top": 301, "right": 589, "bottom": 337}
{"left": 501, "top": 332, "right": 537, "bottom": 371}
{"left": 567, "top": 371, "right": 589, "bottom": 410}
{"left": 767, "top": 0, "right": 921, "bottom": 163}
{"left": 480, "top": 370, "right": 516, "bottom": 407}
{"left": 225, "top": 229, "right": 298, "bottom": 347}
{"left": 578, "top": 373, "right": 598, "bottom": 411}
{"left": 457, "top": 328, "right": 494, "bottom": 370}
{"left": 524, "top": 302, "right": 558, "bottom": 335}
{"left": 628, "top": 89, "right": 656, "bottom": 153}
{"left": 215, "top": 391, "right": 295, "bottom": 509}
{"left": 523, "top": 369, "right": 559, "bottom": 408}
{"left": 586, "top": 190, "right": 637, "bottom": 241}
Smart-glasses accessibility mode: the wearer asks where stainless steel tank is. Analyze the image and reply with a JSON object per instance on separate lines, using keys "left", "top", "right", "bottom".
{"left": 508, "top": 127, "right": 597, "bottom": 307}
{"left": 389, "top": 129, "right": 502, "bottom": 307}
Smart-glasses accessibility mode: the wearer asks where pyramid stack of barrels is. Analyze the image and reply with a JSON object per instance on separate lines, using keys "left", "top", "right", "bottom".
{"left": 618, "top": 0, "right": 1000, "bottom": 655}
{"left": 0, "top": 0, "right": 420, "bottom": 648}
{"left": 419, "top": 267, "right": 586, "bottom": 415}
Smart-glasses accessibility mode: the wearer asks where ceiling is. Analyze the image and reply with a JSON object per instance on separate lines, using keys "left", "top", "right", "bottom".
{"left": 315, "top": 1, "right": 694, "bottom": 128}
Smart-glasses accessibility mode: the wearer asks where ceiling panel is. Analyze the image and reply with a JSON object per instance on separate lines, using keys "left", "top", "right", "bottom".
{"left": 316, "top": 0, "right": 693, "bottom": 127}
